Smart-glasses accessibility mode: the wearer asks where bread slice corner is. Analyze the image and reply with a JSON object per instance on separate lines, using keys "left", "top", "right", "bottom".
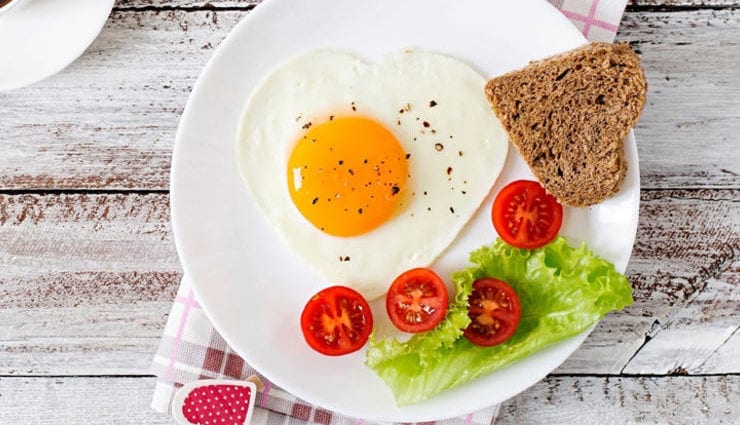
{"left": 485, "top": 42, "right": 647, "bottom": 207}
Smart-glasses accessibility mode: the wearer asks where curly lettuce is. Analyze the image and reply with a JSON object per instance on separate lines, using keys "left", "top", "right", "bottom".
{"left": 366, "top": 237, "right": 633, "bottom": 405}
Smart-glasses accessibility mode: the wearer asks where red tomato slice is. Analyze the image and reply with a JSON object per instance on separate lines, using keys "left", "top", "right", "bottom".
{"left": 492, "top": 180, "right": 563, "bottom": 249}
{"left": 463, "top": 278, "right": 521, "bottom": 347}
{"left": 386, "top": 268, "right": 449, "bottom": 333}
{"left": 300, "top": 285, "right": 373, "bottom": 356}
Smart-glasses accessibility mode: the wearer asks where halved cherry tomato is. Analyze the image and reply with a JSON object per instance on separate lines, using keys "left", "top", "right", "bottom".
{"left": 492, "top": 180, "right": 563, "bottom": 249}
{"left": 386, "top": 268, "right": 448, "bottom": 333}
{"left": 300, "top": 285, "right": 373, "bottom": 356}
{"left": 463, "top": 278, "right": 521, "bottom": 347}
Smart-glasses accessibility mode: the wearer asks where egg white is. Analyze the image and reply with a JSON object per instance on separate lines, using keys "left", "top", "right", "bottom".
{"left": 237, "top": 49, "right": 508, "bottom": 300}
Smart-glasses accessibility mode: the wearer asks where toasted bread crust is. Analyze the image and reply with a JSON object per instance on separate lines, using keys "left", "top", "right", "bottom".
{"left": 485, "top": 42, "right": 647, "bottom": 207}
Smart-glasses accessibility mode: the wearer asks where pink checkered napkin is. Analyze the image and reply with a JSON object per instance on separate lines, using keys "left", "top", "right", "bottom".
{"left": 151, "top": 1, "right": 628, "bottom": 423}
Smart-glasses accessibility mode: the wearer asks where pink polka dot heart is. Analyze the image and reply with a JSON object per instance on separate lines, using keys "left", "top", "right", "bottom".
{"left": 172, "top": 380, "right": 257, "bottom": 425}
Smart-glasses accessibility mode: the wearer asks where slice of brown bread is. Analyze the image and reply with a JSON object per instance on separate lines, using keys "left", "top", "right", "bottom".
{"left": 485, "top": 42, "right": 647, "bottom": 207}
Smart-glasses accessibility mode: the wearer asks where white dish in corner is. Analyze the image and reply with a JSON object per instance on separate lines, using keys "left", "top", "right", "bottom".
{"left": 0, "top": 0, "right": 115, "bottom": 91}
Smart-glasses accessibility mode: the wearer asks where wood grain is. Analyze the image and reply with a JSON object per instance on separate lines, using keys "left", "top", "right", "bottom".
{"left": 111, "top": 1, "right": 740, "bottom": 9}
{"left": 0, "top": 9, "right": 738, "bottom": 190}
{"left": 0, "top": 375, "right": 735, "bottom": 424}
{"left": 0, "top": 194, "right": 179, "bottom": 375}
{"left": 616, "top": 9, "right": 740, "bottom": 189}
{"left": 558, "top": 189, "right": 739, "bottom": 374}
{"left": 0, "top": 190, "right": 736, "bottom": 376}
{"left": 497, "top": 375, "right": 739, "bottom": 425}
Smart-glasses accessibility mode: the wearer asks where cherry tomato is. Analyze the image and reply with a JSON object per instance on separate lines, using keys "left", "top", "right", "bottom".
{"left": 300, "top": 285, "right": 373, "bottom": 356}
{"left": 492, "top": 180, "right": 563, "bottom": 249}
{"left": 463, "top": 278, "right": 521, "bottom": 347}
{"left": 386, "top": 268, "right": 449, "bottom": 333}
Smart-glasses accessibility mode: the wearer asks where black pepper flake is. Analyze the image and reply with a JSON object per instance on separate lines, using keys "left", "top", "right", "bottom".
{"left": 434, "top": 143, "right": 444, "bottom": 151}
{"left": 391, "top": 185, "right": 400, "bottom": 195}
{"left": 348, "top": 169, "right": 354, "bottom": 175}
{"left": 363, "top": 158, "right": 368, "bottom": 164}
{"left": 339, "top": 256, "right": 351, "bottom": 262}
{"left": 344, "top": 256, "right": 350, "bottom": 261}
{"left": 458, "top": 150, "right": 464, "bottom": 156}
{"left": 312, "top": 197, "right": 318, "bottom": 205}
{"left": 397, "top": 119, "right": 401, "bottom": 125}
{"left": 427, "top": 207, "right": 431, "bottom": 211}
{"left": 446, "top": 166, "right": 453, "bottom": 175}
{"left": 351, "top": 101, "right": 357, "bottom": 111}
{"left": 422, "top": 121, "right": 430, "bottom": 128}
{"left": 461, "top": 190, "right": 467, "bottom": 194}
{"left": 329, "top": 115, "right": 335, "bottom": 121}
{"left": 423, "top": 191, "right": 428, "bottom": 195}
{"left": 405, "top": 153, "right": 411, "bottom": 159}
{"left": 449, "top": 135, "right": 453, "bottom": 139}
{"left": 429, "top": 100, "right": 437, "bottom": 107}
{"left": 302, "top": 122, "right": 312, "bottom": 130}
{"left": 431, "top": 129, "right": 436, "bottom": 134}
{"left": 450, "top": 207, "right": 455, "bottom": 213}
{"left": 338, "top": 160, "right": 344, "bottom": 165}
{"left": 358, "top": 208, "right": 363, "bottom": 214}
{"left": 399, "top": 109, "right": 405, "bottom": 114}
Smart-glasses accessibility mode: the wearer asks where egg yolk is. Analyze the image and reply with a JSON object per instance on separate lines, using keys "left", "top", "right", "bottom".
{"left": 287, "top": 116, "right": 408, "bottom": 237}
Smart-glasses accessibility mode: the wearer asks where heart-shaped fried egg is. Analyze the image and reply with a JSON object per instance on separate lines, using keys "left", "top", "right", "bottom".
{"left": 238, "top": 50, "right": 508, "bottom": 300}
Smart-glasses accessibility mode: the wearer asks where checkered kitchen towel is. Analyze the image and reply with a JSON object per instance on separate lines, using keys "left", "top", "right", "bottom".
{"left": 151, "top": 1, "right": 629, "bottom": 423}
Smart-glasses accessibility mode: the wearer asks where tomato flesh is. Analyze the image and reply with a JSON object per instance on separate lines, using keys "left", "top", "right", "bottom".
{"left": 492, "top": 180, "right": 563, "bottom": 249}
{"left": 386, "top": 268, "right": 448, "bottom": 333}
{"left": 463, "top": 278, "right": 521, "bottom": 346}
{"left": 300, "top": 286, "right": 373, "bottom": 356}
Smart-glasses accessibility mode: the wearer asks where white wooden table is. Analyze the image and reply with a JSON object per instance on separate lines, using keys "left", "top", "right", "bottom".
{"left": 0, "top": 0, "right": 738, "bottom": 423}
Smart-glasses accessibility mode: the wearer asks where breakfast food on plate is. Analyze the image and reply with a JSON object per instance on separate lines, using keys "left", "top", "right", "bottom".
{"left": 238, "top": 49, "right": 508, "bottom": 300}
{"left": 367, "top": 237, "right": 634, "bottom": 405}
{"left": 462, "top": 277, "right": 521, "bottom": 347}
{"left": 386, "top": 267, "right": 449, "bottom": 333}
{"left": 491, "top": 179, "right": 563, "bottom": 249}
{"left": 300, "top": 285, "right": 373, "bottom": 356}
{"left": 484, "top": 42, "right": 647, "bottom": 207}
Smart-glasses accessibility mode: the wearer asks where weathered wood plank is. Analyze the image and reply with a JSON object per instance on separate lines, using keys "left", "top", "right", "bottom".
{"left": 497, "top": 375, "right": 739, "bottom": 425}
{"left": 0, "top": 11, "right": 245, "bottom": 190}
{"left": 0, "top": 190, "right": 736, "bottom": 375}
{"left": 111, "top": 1, "right": 739, "bottom": 9}
{"left": 630, "top": 0, "right": 739, "bottom": 7}
{"left": 0, "top": 194, "right": 180, "bottom": 375}
{"left": 622, "top": 269, "right": 739, "bottom": 374}
{"left": 115, "top": 0, "right": 258, "bottom": 8}
{"left": 0, "top": 375, "right": 735, "bottom": 424}
{"left": 616, "top": 9, "right": 740, "bottom": 189}
{"left": 556, "top": 189, "right": 739, "bottom": 374}
{"left": 0, "top": 10, "right": 737, "bottom": 190}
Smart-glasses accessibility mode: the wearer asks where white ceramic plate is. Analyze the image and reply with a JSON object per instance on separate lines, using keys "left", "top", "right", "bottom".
{"left": 171, "top": 0, "right": 639, "bottom": 421}
{"left": 0, "top": 0, "right": 114, "bottom": 91}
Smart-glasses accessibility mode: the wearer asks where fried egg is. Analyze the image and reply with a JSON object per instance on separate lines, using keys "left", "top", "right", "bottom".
{"left": 238, "top": 50, "right": 508, "bottom": 300}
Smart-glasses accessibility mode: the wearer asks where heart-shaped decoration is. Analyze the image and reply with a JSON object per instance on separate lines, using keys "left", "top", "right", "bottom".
{"left": 172, "top": 379, "right": 257, "bottom": 425}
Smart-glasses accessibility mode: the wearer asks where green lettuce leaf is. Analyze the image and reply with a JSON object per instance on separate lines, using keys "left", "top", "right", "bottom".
{"left": 365, "top": 237, "right": 633, "bottom": 405}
